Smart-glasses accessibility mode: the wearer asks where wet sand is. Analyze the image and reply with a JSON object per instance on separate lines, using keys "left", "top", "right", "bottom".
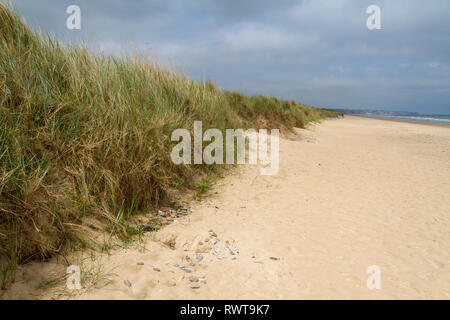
{"left": 3, "top": 116, "right": 450, "bottom": 299}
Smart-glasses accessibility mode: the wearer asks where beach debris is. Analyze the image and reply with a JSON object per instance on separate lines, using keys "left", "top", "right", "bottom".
{"left": 190, "top": 283, "right": 201, "bottom": 289}
{"left": 225, "top": 247, "right": 236, "bottom": 255}
{"left": 181, "top": 267, "right": 192, "bottom": 273}
{"left": 158, "top": 210, "right": 166, "bottom": 217}
{"left": 270, "top": 257, "right": 280, "bottom": 261}
{"left": 209, "top": 231, "right": 218, "bottom": 237}
{"left": 195, "top": 254, "right": 204, "bottom": 263}
{"left": 212, "top": 239, "right": 218, "bottom": 245}
{"left": 153, "top": 205, "right": 195, "bottom": 222}
{"left": 153, "top": 267, "right": 161, "bottom": 272}
{"left": 166, "top": 280, "right": 177, "bottom": 287}
{"left": 124, "top": 280, "right": 132, "bottom": 288}
{"left": 137, "top": 262, "right": 144, "bottom": 266}
{"left": 189, "top": 276, "right": 199, "bottom": 282}
{"left": 204, "top": 238, "right": 210, "bottom": 242}
{"left": 139, "top": 224, "right": 156, "bottom": 232}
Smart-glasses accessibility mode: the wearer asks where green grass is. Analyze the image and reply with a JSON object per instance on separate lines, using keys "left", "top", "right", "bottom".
{"left": 0, "top": 2, "right": 340, "bottom": 288}
{"left": 195, "top": 177, "right": 214, "bottom": 199}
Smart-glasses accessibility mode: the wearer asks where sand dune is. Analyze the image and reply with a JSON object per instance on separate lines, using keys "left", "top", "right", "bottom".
{"left": 4, "top": 116, "right": 450, "bottom": 299}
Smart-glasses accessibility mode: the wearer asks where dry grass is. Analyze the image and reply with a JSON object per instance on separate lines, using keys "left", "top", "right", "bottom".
{"left": 0, "top": 2, "right": 340, "bottom": 288}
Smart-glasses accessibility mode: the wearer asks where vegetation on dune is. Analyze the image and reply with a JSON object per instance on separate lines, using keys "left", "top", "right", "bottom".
{"left": 0, "top": 3, "right": 340, "bottom": 287}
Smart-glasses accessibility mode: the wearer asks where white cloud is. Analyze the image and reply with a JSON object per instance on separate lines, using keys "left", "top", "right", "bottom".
{"left": 427, "top": 61, "right": 440, "bottom": 68}
{"left": 220, "top": 24, "right": 317, "bottom": 51}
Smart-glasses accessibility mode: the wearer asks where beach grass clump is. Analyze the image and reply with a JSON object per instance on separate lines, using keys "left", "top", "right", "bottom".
{"left": 0, "top": 3, "right": 340, "bottom": 287}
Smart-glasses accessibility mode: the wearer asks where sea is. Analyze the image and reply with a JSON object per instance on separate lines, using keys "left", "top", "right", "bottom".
{"left": 357, "top": 114, "right": 450, "bottom": 126}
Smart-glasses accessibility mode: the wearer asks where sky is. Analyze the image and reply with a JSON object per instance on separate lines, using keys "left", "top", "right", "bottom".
{"left": 10, "top": 0, "right": 450, "bottom": 114}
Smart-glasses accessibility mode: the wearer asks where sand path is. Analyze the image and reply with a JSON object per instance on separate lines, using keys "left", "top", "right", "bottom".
{"left": 5, "top": 116, "right": 450, "bottom": 299}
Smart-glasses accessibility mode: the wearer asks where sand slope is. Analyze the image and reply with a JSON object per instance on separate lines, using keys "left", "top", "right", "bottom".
{"left": 4, "top": 116, "right": 450, "bottom": 299}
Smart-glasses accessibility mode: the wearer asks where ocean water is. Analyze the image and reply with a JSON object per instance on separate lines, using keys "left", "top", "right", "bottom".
{"left": 358, "top": 114, "right": 450, "bottom": 126}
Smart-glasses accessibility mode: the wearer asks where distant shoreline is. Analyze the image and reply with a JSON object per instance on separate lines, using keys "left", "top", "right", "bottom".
{"left": 348, "top": 115, "right": 450, "bottom": 128}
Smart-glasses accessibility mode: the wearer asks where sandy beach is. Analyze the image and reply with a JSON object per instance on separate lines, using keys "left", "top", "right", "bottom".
{"left": 3, "top": 116, "right": 450, "bottom": 300}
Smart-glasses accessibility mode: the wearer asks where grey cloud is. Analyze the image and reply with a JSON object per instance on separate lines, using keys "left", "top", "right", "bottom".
{"left": 10, "top": 0, "right": 450, "bottom": 114}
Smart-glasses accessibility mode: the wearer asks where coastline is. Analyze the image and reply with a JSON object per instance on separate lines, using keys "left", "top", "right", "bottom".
{"left": 348, "top": 115, "right": 450, "bottom": 128}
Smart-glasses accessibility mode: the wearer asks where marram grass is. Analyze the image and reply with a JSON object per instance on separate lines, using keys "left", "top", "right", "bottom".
{"left": 0, "top": 3, "right": 340, "bottom": 287}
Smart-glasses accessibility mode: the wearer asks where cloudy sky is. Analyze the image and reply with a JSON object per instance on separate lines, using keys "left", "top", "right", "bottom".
{"left": 11, "top": 0, "right": 450, "bottom": 114}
